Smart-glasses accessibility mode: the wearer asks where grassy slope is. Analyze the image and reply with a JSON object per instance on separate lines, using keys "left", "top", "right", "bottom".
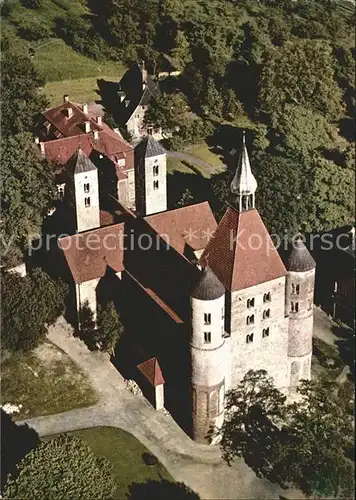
{"left": 46, "top": 427, "right": 173, "bottom": 499}
{"left": 1, "top": 341, "right": 98, "bottom": 420}
{"left": 2, "top": 0, "right": 125, "bottom": 105}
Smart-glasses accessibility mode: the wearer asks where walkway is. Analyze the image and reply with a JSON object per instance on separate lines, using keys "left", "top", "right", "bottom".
{"left": 18, "top": 317, "right": 287, "bottom": 500}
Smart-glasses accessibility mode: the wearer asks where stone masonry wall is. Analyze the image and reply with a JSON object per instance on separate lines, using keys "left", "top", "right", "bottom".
{"left": 228, "top": 276, "right": 289, "bottom": 391}
{"left": 144, "top": 153, "right": 167, "bottom": 216}
{"left": 76, "top": 278, "right": 99, "bottom": 322}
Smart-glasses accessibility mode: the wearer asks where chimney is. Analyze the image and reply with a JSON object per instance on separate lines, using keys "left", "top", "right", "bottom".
{"left": 82, "top": 103, "right": 88, "bottom": 114}
{"left": 125, "top": 100, "right": 130, "bottom": 107}
{"left": 96, "top": 116, "right": 102, "bottom": 126}
{"left": 117, "top": 91, "right": 125, "bottom": 103}
{"left": 93, "top": 130, "right": 99, "bottom": 140}
{"left": 63, "top": 94, "right": 69, "bottom": 103}
{"left": 84, "top": 121, "right": 90, "bottom": 133}
{"left": 39, "top": 142, "right": 45, "bottom": 155}
{"left": 34, "top": 137, "right": 40, "bottom": 144}
{"left": 66, "top": 107, "right": 73, "bottom": 118}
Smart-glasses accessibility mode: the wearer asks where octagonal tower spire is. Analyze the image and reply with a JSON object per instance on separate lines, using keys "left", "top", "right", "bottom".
{"left": 230, "top": 131, "right": 257, "bottom": 212}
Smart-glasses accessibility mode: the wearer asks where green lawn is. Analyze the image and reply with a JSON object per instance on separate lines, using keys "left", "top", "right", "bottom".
{"left": 0, "top": 341, "right": 98, "bottom": 420}
{"left": 167, "top": 144, "right": 226, "bottom": 178}
{"left": 47, "top": 427, "right": 173, "bottom": 499}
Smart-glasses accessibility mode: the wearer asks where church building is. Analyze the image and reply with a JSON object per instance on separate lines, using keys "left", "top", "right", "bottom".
{"left": 55, "top": 130, "right": 315, "bottom": 444}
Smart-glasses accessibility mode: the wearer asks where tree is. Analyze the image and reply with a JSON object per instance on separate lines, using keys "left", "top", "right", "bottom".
{"left": 219, "top": 371, "right": 355, "bottom": 498}
{"left": 176, "top": 188, "right": 194, "bottom": 208}
{"left": 1, "top": 269, "right": 67, "bottom": 353}
{"left": 170, "top": 30, "right": 192, "bottom": 70}
{"left": 0, "top": 133, "right": 57, "bottom": 267}
{"left": 1, "top": 51, "right": 47, "bottom": 137}
{"left": 201, "top": 78, "right": 224, "bottom": 118}
{"left": 283, "top": 379, "right": 355, "bottom": 498}
{"left": 220, "top": 370, "right": 287, "bottom": 474}
{"left": 96, "top": 302, "right": 124, "bottom": 353}
{"left": 259, "top": 39, "right": 343, "bottom": 121}
{"left": 271, "top": 104, "right": 334, "bottom": 157}
{"left": 3, "top": 434, "right": 116, "bottom": 499}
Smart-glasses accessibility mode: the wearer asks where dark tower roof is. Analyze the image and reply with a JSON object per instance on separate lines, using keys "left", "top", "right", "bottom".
{"left": 134, "top": 135, "right": 166, "bottom": 161}
{"left": 286, "top": 238, "right": 316, "bottom": 272}
{"left": 191, "top": 266, "right": 225, "bottom": 300}
{"left": 70, "top": 148, "right": 97, "bottom": 174}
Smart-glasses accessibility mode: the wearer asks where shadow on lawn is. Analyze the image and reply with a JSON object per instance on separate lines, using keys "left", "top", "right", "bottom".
{"left": 127, "top": 478, "right": 200, "bottom": 499}
{"left": 1, "top": 410, "right": 40, "bottom": 489}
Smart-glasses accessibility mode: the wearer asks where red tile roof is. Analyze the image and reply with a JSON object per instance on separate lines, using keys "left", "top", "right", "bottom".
{"left": 58, "top": 224, "right": 125, "bottom": 284}
{"left": 144, "top": 202, "right": 217, "bottom": 256}
{"left": 43, "top": 130, "right": 132, "bottom": 167}
{"left": 100, "top": 210, "right": 118, "bottom": 227}
{"left": 137, "top": 357, "right": 165, "bottom": 386}
{"left": 43, "top": 101, "right": 102, "bottom": 138}
{"left": 201, "top": 207, "right": 287, "bottom": 291}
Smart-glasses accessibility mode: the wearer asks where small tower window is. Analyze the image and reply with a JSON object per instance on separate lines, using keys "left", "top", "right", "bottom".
{"left": 262, "top": 327, "right": 270, "bottom": 338}
{"left": 204, "top": 313, "right": 211, "bottom": 325}
{"left": 308, "top": 300, "right": 312, "bottom": 311}
{"left": 247, "top": 298, "right": 255, "bottom": 308}
{"left": 246, "top": 315, "right": 255, "bottom": 325}
{"left": 153, "top": 180, "right": 159, "bottom": 190}
{"left": 84, "top": 183, "right": 90, "bottom": 193}
{"left": 262, "top": 309, "right": 270, "bottom": 320}
{"left": 296, "top": 284, "right": 300, "bottom": 294}
{"left": 221, "top": 307, "right": 224, "bottom": 320}
{"left": 291, "top": 302, "right": 299, "bottom": 313}
{"left": 263, "top": 292, "right": 271, "bottom": 303}
{"left": 204, "top": 332, "right": 211, "bottom": 344}
{"left": 153, "top": 165, "right": 159, "bottom": 176}
{"left": 246, "top": 333, "right": 254, "bottom": 344}
{"left": 84, "top": 197, "right": 90, "bottom": 207}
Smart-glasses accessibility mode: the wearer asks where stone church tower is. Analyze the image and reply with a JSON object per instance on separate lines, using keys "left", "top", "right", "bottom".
{"left": 72, "top": 148, "right": 100, "bottom": 233}
{"left": 285, "top": 238, "right": 316, "bottom": 393}
{"left": 190, "top": 266, "right": 227, "bottom": 444}
{"left": 134, "top": 135, "right": 167, "bottom": 216}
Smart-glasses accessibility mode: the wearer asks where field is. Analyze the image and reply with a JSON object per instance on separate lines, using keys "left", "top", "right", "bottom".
{"left": 1, "top": 341, "right": 98, "bottom": 420}
{"left": 46, "top": 427, "right": 173, "bottom": 499}
{"left": 2, "top": 0, "right": 125, "bottom": 106}
{"left": 167, "top": 143, "right": 226, "bottom": 178}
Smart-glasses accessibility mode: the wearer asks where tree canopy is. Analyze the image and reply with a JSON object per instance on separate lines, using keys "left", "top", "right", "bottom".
{"left": 0, "top": 133, "right": 57, "bottom": 267}
{"left": 220, "top": 370, "right": 354, "bottom": 499}
{"left": 1, "top": 269, "right": 67, "bottom": 353}
{"left": 3, "top": 434, "right": 116, "bottom": 500}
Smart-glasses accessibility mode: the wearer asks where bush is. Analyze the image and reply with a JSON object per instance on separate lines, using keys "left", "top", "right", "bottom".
{"left": 17, "top": 18, "right": 52, "bottom": 41}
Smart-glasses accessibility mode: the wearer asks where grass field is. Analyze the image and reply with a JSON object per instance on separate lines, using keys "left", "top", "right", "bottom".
{"left": 167, "top": 143, "right": 226, "bottom": 178}
{"left": 46, "top": 427, "right": 173, "bottom": 499}
{"left": 1, "top": 341, "right": 98, "bottom": 420}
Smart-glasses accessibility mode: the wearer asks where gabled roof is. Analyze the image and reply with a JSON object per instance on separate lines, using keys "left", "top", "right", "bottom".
{"left": 286, "top": 237, "right": 316, "bottom": 272}
{"left": 139, "top": 74, "right": 159, "bottom": 106}
{"left": 43, "top": 130, "right": 132, "bottom": 167}
{"left": 135, "top": 135, "right": 166, "bottom": 160}
{"left": 58, "top": 224, "right": 125, "bottom": 284}
{"left": 42, "top": 101, "right": 102, "bottom": 138}
{"left": 191, "top": 266, "right": 225, "bottom": 300}
{"left": 137, "top": 357, "right": 165, "bottom": 386}
{"left": 144, "top": 202, "right": 217, "bottom": 255}
{"left": 201, "top": 207, "right": 287, "bottom": 292}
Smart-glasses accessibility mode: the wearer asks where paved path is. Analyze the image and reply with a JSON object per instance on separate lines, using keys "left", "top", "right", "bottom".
{"left": 18, "top": 317, "right": 288, "bottom": 500}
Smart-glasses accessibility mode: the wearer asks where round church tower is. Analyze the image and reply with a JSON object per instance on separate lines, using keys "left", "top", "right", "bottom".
{"left": 285, "top": 237, "right": 316, "bottom": 394}
{"left": 190, "top": 266, "right": 226, "bottom": 444}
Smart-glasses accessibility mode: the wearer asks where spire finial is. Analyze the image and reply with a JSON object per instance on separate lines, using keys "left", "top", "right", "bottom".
{"left": 230, "top": 131, "right": 257, "bottom": 212}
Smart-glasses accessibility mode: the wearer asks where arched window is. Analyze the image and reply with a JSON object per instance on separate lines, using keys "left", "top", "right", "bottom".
{"left": 291, "top": 284, "right": 295, "bottom": 294}
{"left": 153, "top": 180, "right": 159, "bottom": 190}
{"left": 246, "top": 315, "right": 255, "bottom": 325}
{"left": 262, "top": 309, "right": 270, "bottom": 320}
{"left": 246, "top": 333, "right": 254, "bottom": 344}
{"left": 204, "top": 313, "right": 211, "bottom": 325}
{"left": 84, "top": 183, "right": 90, "bottom": 193}
{"left": 262, "top": 327, "right": 270, "bottom": 338}
{"left": 247, "top": 298, "right": 255, "bottom": 308}
{"left": 84, "top": 197, "right": 90, "bottom": 207}
{"left": 296, "top": 284, "right": 300, "bottom": 294}
{"left": 291, "top": 302, "right": 299, "bottom": 313}
{"left": 263, "top": 292, "right": 271, "bottom": 302}
{"left": 153, "top": 165, "right": 159, "bottom": 176}
{"left": 204, "top": 332, "right": 211, "bottom": 344}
